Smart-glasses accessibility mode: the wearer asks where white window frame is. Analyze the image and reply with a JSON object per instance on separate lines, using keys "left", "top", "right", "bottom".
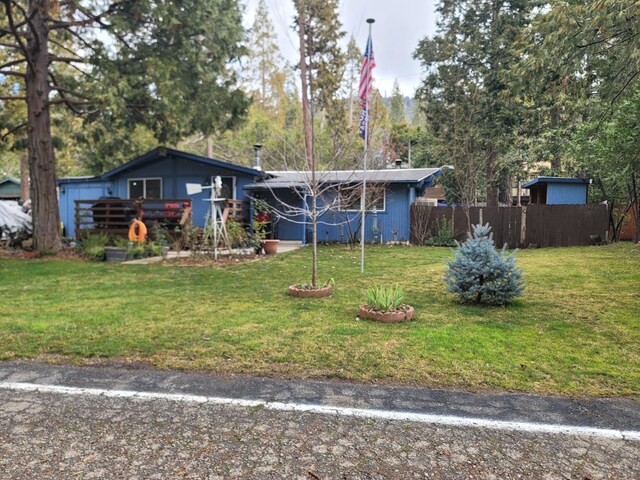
{"left": 340, "top": 185, "right": 386, "bottom": 213}
{"left": 211, "top": 176, "right": 236, "bottom": 199}
{"left": 127, "top": 177, "right": 163, "bottom": 199}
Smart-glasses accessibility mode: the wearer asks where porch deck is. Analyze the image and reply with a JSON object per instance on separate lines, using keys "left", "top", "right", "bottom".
{"left": 74, "top": 198, "right": 248, "bottom": 239}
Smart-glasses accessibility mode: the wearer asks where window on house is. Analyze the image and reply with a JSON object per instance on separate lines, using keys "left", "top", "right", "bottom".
{"left": 128, "top": 178, "right": 162, "bottom": 199}
{"left": 339, "top": 184, "right": 386, "bottom": 211}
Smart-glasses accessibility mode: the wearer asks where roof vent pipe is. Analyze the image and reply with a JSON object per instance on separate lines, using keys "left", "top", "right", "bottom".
{"left": 253, "top": 144, "right": 262, "bottom": 171}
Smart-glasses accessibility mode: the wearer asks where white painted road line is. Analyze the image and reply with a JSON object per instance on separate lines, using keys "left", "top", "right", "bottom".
{"left": 2, "top": 381, "right": 639, "bottom": 442}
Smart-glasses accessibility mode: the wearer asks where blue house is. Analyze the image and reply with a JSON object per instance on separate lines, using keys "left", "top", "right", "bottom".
{"left": 522, "top": 177, "right": 591, "bottom": 205}
{"left": 246, "top": 167, "right": 442, "bottom": 243}
{"left": 58, "top": 147, "right": 442, "bottom": 242}
{"left": 58, "top": 147, "right": 264, "bottom": 238}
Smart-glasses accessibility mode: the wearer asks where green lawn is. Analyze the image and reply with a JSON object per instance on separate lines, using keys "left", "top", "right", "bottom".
{"left": 0, "top": 243, "right": 638, "bottom": 398}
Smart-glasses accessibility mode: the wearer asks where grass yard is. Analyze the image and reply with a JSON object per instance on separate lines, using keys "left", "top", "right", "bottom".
{"left": 0, "top": 243, "right": 638, "bottom": 398}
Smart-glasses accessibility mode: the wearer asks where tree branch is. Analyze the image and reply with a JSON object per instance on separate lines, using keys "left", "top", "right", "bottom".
{"left": 2, "top": 0, "right": 33, "bottom": 72}
{"left": 0, "top": 69, "right": 25, "bottom": 77}
{"left": 0, "top": 95, "right": 26, "bottom": 100}
{"left": 0, "top": 121, "right": 26, "bottom": 141}
{"left": 47, "top": 97, "right": 92, "bottom": 106}
{"left": 0, "top": 57, "right": 26, "bottom": 69}
{"left": 611, "top": 70, "right": 639, "bottom": 105}
{"left": 0, "top": 40, "right": 20, "bottom": 49}
{"left": 48, "top": 37, "right": 85, "bottom": 58}
{"left": 49, "top": 84, "right": 91, "bottom": 99}
{"left": 49, "top": 55, "right": 89, "bottom": 64}
{"left": 48, "top": 1, "right": 125, "bottom": 29}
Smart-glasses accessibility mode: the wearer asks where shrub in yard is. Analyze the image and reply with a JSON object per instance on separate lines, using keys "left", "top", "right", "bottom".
{"left": 445, "top": 223, "right": 524, "bottom": 306}
{"left": 365, "top": 284, "right": 405, "bottom": 312}
{"left": 425, "top": 217, "right": 456, "bottom": 246}
{"left": 79, "top": 234, "right": 110, "bottom": 261}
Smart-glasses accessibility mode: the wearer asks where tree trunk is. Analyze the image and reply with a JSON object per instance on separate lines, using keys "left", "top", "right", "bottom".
{"left": 486, "top": 148, "right": 499, "bottom": 207}
{"left": 20, "top": 154, "right": 29, "bottom": 202}
{"left": 550, "top": 108, "right": 561, "bottom": 172}
{"left": 206, "top": 136, "right": 213, "bottom": 158}
{"left": 26, "top": 1, "right": 62, "bottom": 252}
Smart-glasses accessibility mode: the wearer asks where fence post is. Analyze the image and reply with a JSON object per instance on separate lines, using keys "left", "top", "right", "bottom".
{"left": 520, "top": 206, "right": 527, "bottom": 247}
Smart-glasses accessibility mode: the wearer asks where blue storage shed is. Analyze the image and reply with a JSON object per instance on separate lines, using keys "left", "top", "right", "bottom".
{"left": 58, "top": 147, "right": 264, "bottom": 238}
{"left": 247, "top": 167, "right": 442, "bottom": 243}
{"left": 522, "top": 177, "right": 590, "bottom": 205}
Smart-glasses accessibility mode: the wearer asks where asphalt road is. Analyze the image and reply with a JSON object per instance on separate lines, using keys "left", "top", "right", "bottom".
{"left": 0, "top": 361, "right": 638, "bottom": 479}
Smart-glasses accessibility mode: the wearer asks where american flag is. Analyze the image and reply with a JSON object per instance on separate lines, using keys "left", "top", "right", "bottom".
{"left": 358, "top": 35, "right": 375, "bottom": 139}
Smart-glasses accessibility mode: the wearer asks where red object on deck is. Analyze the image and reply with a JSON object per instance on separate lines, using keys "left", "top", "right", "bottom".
{"left": 164, "top": 203, "right": 180, "bottom": 217}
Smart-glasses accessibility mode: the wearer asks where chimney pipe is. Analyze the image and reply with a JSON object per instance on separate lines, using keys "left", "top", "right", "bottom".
{"left": 395, "top": 159, "right": 402, "bottom": 169}
{"left": 253, "top": 144, "right": 262, "bottom": 171}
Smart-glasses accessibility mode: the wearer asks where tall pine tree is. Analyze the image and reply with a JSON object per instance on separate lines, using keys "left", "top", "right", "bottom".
{"left": 415, "top": 0, "right": 537, "bottom": 207}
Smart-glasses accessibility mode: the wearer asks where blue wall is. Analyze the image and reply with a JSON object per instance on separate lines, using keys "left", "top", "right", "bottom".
{"left": 59, "top": 154, "right": 259, "bottom": 237}
{"left": 547, "top": 183, "right": 588, "bottom": 205}
{"left": 261, "top": 184, "right": 415, "bottom": 243}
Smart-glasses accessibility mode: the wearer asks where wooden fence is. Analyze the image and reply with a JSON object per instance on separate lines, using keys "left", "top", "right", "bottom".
{"left": 410, "top": 204, "right": 609, "bottom": 248}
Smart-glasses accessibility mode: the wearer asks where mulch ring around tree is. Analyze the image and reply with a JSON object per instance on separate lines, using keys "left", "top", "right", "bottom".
{"left": 288, "top": 284, "right": 333, "bottom": 298}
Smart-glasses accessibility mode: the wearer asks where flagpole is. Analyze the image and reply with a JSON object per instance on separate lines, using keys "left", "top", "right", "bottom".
{"left": 360, "top": 18, "right": 374, "bottom": 274}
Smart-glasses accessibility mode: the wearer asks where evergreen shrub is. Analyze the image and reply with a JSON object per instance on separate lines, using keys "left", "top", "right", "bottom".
{"left": 445, "top": 223, "right": 524, "bottom": 306}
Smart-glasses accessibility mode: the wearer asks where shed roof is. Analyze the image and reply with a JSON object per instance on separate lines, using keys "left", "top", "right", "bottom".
{"left": 0, "top": 177, "right": 20, "bottom": 187}
{"left": 246, "top": 167, "right": 442, "bottom": 190}
{"left": 58, "top": 147, "right": 264, "bottom": 185}
{"left": 522, "top": 176, "right": 591, "bottom": 189}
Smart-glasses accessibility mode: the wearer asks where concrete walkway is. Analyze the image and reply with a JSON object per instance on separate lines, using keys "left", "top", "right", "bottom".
{"left": 122, "top": 242, "right": 303, "bottom": 265}
{"left": 0, "top": 361, "right": 638, "bottom": 479}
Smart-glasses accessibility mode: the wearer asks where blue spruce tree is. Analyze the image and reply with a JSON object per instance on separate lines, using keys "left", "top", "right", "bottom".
{"left": 445, "top": 224, "right": 524, "bottom": 306}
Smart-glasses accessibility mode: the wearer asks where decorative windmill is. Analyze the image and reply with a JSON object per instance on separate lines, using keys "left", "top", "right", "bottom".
{"left": 186, "top": 176, "right": 230, "bottom": 260}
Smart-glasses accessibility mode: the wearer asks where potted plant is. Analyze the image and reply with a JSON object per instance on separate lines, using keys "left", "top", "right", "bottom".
{"left": 253, "top": 200, "right": 279, "bottom": 254}
{"left": 358, "top": 285, "right": 414, "bottom": 323}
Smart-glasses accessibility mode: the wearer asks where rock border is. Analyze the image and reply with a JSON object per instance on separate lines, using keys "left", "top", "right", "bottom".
{"left": 288, "top": 285, "right": 333, "bottom": 298}
{"left": 358, "top": 304, "right": 414, "bottom": 323}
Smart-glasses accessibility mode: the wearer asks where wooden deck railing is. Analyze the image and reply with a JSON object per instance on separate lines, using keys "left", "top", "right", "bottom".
{"left": 74, "top": 198, "right": 249, "bottom": 239}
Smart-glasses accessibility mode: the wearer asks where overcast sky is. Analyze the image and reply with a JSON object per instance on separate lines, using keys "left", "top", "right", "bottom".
{"left": 243, "top": 0, "right": 438, "bottom": 97}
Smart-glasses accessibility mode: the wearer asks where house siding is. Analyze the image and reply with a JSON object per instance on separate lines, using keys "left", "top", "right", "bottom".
{"left": 547, "top": 183, "right": 588, "bottom": 205}
{"left": 59, "top": 153, "right": 259, "bottom": 235}
{"left": 263, "top": 184, "right": 414, "bottom": 243}
{"left": 59, "top": 180, "right": 114, "bottom": 237}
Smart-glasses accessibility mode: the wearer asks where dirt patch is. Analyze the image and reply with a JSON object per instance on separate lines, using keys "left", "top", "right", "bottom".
{"left": 0, "top": 247, "right": 84, "bottom": 261}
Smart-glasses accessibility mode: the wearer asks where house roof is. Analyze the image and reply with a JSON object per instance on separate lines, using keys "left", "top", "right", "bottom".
{"left": 58, "top": 147, "right": 264, "bottom": 185}
{"left": 246, "top": 167, "right": 442, "bottom": 190}
{"left": 522, "top": 176, "right": 591, "bottom": 189}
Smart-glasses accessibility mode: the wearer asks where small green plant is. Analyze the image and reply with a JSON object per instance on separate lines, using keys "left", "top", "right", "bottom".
{"left": 425, "top": 217, "right": 456, "bottom": 247}
{"left": 151, "top": 223, "right": 171, "bottom": 247}
{"left": 253, "top": 219, "right": 268, "bottom": 241}
{"left": 253, "top": 198, "right": 270, "bottom": 213}
{"left": 175, "top": 222, "right": 201, "bottom": 252}
{"left": 365, "top": 284, "right": 405, "bottom": 312}
{"left": 79, "top": 234, "right": 110, "bottom": 261}
{"left": 226, "top": 217, "right": 247, "bottom": 248}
